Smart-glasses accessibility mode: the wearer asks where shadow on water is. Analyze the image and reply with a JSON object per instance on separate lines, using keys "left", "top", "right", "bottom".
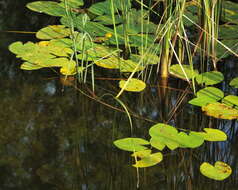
{"left": 1, "top": 1, "right": 238, "bottom": 190}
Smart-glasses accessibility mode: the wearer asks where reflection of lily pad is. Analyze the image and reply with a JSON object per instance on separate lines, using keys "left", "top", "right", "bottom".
{"left": 119, "top": 78, "right": 146, "bottom": 92}
{"left": 200, "top": 161, "right": 232, "bottom": 180}
{"left": 202, "top": 102, "right": 238, "bottom": 120}
{"left": 196, "top": 71, "right": 224, "bottom": 85}
{"left": 170, "top": 64, "right": 199, "bottom": 80}
{"left": 133, "top": 152, "right": 163, "bottom": 168}
{"left": 229, "top": 77, "right": 238, "bottom": 88}
{"left": 113, "top": 138, "right": 150, "bottom": 152}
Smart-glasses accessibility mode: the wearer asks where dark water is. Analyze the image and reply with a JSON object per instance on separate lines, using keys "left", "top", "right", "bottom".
{"left": 1, "top": 1, "right": 238, "bottom": 190}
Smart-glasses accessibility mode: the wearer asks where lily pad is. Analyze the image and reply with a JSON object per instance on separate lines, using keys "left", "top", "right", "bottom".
{"left": 133, "top": 152, "right": 163, "bottom": 168}
{"left": 119, "top": 78, "right": 146, "bottom": 92}
{"left": 131, "top": 149, "right": 152, "bottom": 158}
{"left": 196, "top": 71, "right": 224, "bottom": 85}
{"left": 27, "top": 1, "right": 66, "bottom": 16}
{"left": 169, "top": 64, "right": 199, "bottom": 80}
{"left": 191, "top": 128, "right": 227, "bottom": 141}
{"left": 222, "top": 1, "right": 238, "bottom": 24}
{"left": 149, "top": 123, "right": 204, "bottom": 150}
{"left": 222, "top": 95, "right": 238, "bottom": 107}
{"left": 200, "top": 161, "right": 232, "bottom": 180}
{"left": 202, "top": 102, "right": 238, "bottom": 120}
{"left": 36, "top": 25, "right": 71, "bottom": 40}
{"left": 229, "top": 77, "right": 238, "bottom": 88}
{"left": 113, "top": 138, "right": 150, "bottom": 152}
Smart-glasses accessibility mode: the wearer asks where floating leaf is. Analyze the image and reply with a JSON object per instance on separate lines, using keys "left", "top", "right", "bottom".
{"left": 170, "top": 64, "right": 199, "bottom": 80}
{"left": 150, "top": 137, "right": 166, "bottom": 151}
{"left": 133, "top": 152, "right": 163, "bottom": 168}
{"left": 189, "top": 87, "right": 224, "bottom": 107}
{"left": 202, "top": 102, "right": 238, "bottom": 120}
{"left": 36, "top": 25, "right": 71, "bottom": 40}
{"left": 59, "top": 0, "right": 84, "bottom": 8}
{"left": 191, "top": 128, "right": 227, "bottom": 141}
{"left": 197, "top": 87, "right": 224, "bottom": 101}
{"left": 216, "top": 40, "right": 238, "bottom": 59}
{"left": 119, "top": 78, "right": 146, "bottom": 92}
{"left": 95, "top": 57, "right": 144, "bottom": 72}
{"left": 60, "top": 60, "right": 77, "bottom": 75}
{"left": 196, "top": 71, "right": 224, "bottom": 85}
{"left": 222, "top": 1, "right": 238, "bottom": 24}
{"left": 229, "top": 77, "right": 238, "bottom": 88}
{"left": 200, "top": 161, "right": 232, "bottom": 180}
{"left": 149, "top": 123, "right": 204, "bottom": 150}
{"left": 113, "top": 138, "right": 150, "bottom": 152}
{"left": 222, "top": 95, "right": 238, "bottom": 107}
{"left": 27, "top": 1, "right": 66, "bottom": 16}
{"left": 219, "top": 25, "right": 238, "bottom": 40}
{"left": 131, "top": 149, "right": 152, "bottom": 158}
{"left": 20, "top": 62, "right": 44, "bottom": 70}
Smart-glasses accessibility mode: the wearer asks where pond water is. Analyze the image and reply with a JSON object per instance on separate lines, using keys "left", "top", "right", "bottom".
{"left": 1, "top": 1, "right": 238, "bottom": 190}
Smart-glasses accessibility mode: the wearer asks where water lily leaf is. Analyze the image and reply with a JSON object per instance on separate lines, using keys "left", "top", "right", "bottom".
{"left": 131, "top": 53, "right": 160, "bottom": 65}
{"left": 216, "top": 40, "right": 238, "bottom": 59}
{"left": 36, "top": 25, "right": 71, "bottom": 40}
{"left": 20, "top": 62, "right": 44, "bottom": 70}
{"left": 60, "top": 60, "right": 77, "bottom": 75}
{"left": 149, "top": 123, "right": 204, "bottom": 150}
{"left": 200, "top": 161, "right": 232, "bottom": 180}
{"left": 59, "top": 0, "right": 84, "bottom": 8}
{"left": 27, "top": 1, "right": 66, "bottom": 16}
{"left": 133, "top": 152, "right": 163, "bottom": 168}
{"left": 191, "top": 128, "right": 227, "bottom": 141}
{"left": 113, "top": 138, "right": 150, "bottom": 152}
{"left": 95, "top": 57, "right": 144, "bottom": 72}
{"left": 222, "top": 1, "right": 238, "bottom": 24}
{"left": 219, "top": 25, "right": 238, "bottom": 40}
{"left": 197, "top": 87, "right": 224, "bottom": 101}
{"left": 196, "top": 71, "right": 224, "bottom": 85}
{"left": 119, "top": 78, "right": 146, "bottom": 92}
{"left": 229, "top": 77, "right": 238, "bottom": 88}
{"left": 94, "top": 15, "right": 122, "bottom": 25}
{"left": 189, "top": 96, "right": 218, "bottom": 107}
{"left": 131, "top": 149, "right": 152, "bottom": 158}
{"left": 170, "top": 64, "right": 199, "bottom": 80}
{"left": 202, "top": 102, "right": 238, "bottom": 120}
{"left": 150, "top": 137, "right": 166, "bottom": 151}
{"left": 222, "top": 95, "right": 238, "bottom": 107}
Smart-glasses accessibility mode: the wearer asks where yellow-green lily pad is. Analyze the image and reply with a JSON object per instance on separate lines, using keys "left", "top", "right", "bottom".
{"left": 196, "top": 71, "right": 224, "bottom": 85}
{"left": 36, "top": 25, "right": 71, "bottom": 40}
{"left": 119, "top": 78, "right": 146, "bottom": 92}
{"left": 133, "top": 152, "right": 163, "bottom": 168}
{"left": 191, "top": 128, "right": 227, "bottom": 141}
{"left": 202, "top": 102, "right": 238, "bottom": 120}
{"left": 113, "top": 138, "right": 150, "bottom": 152}
{"left": 229, "top": 77, "right": 238, "bottom": 88}
{"left": 200, "top": 161, "right": 232, "bottom": 180}
{"left": 170, "top": 64, "right": 199, "bottom": 80}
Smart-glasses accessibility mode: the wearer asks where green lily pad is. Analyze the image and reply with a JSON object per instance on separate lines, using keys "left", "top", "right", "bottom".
{"left": 216, "top": 40, "right": 238, "bottom": 59}
{"left": 131, "top": 149, "right": 152, "bottom": 158}
{"left": 20, "top": 62, "right": 44, "bottom": 70}
{"left": 27, "top": 1, "right": 66, "bottom": 16}
{"left": 149, "top": 123, "right": 204, "bottom": 150}
{"left": 229, "top": 77, "right": 238, "bottom": 88}
{"left": 169, "top": 64, "right": 199, "bottom": 80}
{"left": 119, "top": 78, "right": 146, "bottom": 92}
{"left": 60, "top": 60, "right": 77, "bottom": 75}
{"left": 59, "top": 0, "right": 84, "bottom": 8}
{"left": 150, "top": 137, "right": 166, "bottom": 151}
{"left": 133, "top": 152, "right": 163, "bottom": 168}
{"left": 197, "top": 87, "right": 224, "bottom": 100}
{"left": 202, "top": 102, "right": 238, "bottom": 120}
{"left": 222, "top": 1, "right": 238, "bottom": 24}
{"left": 222, "top": 95, "right": 238, "bottom": 107}
{"left": 200, "top": 161, "right": 232, "bottom": 180}
{"left": 189, "top": 96, "right": 218, "bottom": 107}
{"left": 191, "top": 128, "right": 227, "bottom": 141}
{"left": 113, "top": 138, "right": 150, "bottom": 152}
{"left": 219, "top": 25, "right": 238, "bottom": 40}
{"left": 36, "top": 25, "right": 71, "bottom": 40}
{"left": 196, "top": 71, "right": 224, "bottom": 85}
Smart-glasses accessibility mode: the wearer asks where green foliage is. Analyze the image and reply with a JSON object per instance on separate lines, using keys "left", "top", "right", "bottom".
{"left": 169, "top": 64, "right": 199, "bottom": 80}
{"left": 196, "top": 71, "right": 224, "bottom": 85}
{"left": 114, "top": 122, "right": 228, "bottom": 174}
{"left": 119, "top": 78, "right": 146, "bottom": 92}
{"left": 200, "top": 161, "right": 232, "bottom": 180}
{"left": 229, "top": 77, "right": 238, "bottom": 88}
{"left": 36, "top": 25, "right": 71, "bottom": 39}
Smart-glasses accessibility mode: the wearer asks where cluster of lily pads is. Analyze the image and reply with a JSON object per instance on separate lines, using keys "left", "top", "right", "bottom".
{"left": 114, "top": 123, "right": 231, "bottom": 180}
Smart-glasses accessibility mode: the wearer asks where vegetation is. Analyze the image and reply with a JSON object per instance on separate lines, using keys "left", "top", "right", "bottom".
{"left": 8, "top": 0, "right": 238, "bottom": 182}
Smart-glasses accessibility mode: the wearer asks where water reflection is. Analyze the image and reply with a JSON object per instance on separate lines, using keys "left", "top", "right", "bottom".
{"left": 1, "top": 0, "right": 238, "bottom": 189}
